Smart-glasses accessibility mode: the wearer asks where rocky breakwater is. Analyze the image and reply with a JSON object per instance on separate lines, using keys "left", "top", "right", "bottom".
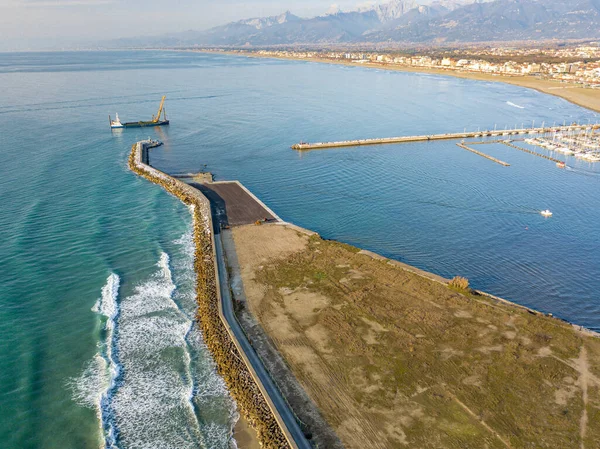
{"left": 128, "top": 142, "right": 292, "bottom": 449}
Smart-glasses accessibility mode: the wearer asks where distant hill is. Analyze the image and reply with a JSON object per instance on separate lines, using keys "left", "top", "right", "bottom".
{"left": 108, "top": 0, "right": 600, "bottom": 48}
{"left": 370, "top": 0, "right": 600, "bottom": 42}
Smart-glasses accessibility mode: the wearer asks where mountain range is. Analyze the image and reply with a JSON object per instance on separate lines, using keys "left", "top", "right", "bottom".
{"left": 110, "top": 0, "right": 600, "bottom": 47}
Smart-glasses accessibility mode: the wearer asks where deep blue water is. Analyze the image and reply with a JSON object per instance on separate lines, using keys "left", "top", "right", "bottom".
{"left": 1, "top": 50, "right": 599, "bottom": 448}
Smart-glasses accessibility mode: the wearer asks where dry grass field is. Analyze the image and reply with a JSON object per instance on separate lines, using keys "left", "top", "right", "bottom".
{"left": 230, "top": 223, "right": 600, "bottom": 449}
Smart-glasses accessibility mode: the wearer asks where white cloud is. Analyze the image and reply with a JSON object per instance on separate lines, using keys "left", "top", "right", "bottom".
{"left": 356, "top": 1, "right": 377, "bottom": 11}
{"left": 325, "top": 3, "right": 341, "bottom": 14}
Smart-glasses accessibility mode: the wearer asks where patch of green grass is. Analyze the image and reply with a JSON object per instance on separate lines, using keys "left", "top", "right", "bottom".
{"left": 313, "top": 271, "right": 328, "bottom": 281}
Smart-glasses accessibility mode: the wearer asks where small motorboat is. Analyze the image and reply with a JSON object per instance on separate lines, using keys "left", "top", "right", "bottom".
{"left": 556, "top": 161, "right": 566, "bottom": 168}
{"left": 540, "top": 209, "right": 553, "bottom": 217}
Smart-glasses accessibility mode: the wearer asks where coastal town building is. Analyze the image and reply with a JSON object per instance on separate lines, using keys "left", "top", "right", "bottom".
{"left": 242, "top": 46, "right": 600, "bottom": 88}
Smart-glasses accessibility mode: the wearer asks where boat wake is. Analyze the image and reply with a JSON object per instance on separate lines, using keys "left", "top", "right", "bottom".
{"left": 565, "top": 165, "right": 600, "bottom": 178}
{"left": 70, "top": 232, "right": 235, "bottom": 449}
{"left": 506, "top": 101, "right": 525, "bottom": 109}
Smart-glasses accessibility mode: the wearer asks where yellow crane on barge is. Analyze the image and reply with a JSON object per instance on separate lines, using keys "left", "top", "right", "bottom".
{"left": 109, "top": 95, "right": 170, "bottom": 129}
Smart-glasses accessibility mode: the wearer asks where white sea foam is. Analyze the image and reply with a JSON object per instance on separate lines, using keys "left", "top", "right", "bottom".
{"left": 108, "top": 251, "right": 204, "bottom": 448}
{"left": 68, "top": 353, "right": 108, "bottom": 411}
{"left": 94, "top": 273, "right": 121, "bottom": 449}
{"left": 111, "top": 244, "right": 233, "bottom": 449}
{"left": 69, "top": 273, "right": 121, "bottom": 448}
{"left": 72, "top": 230, "right": 235, "bottom": 449}
{"left": 506, "top": 101, "right": 525, "bottom": 109}
{"left": 92, "top": 273, "right": 120, "bottom": 319}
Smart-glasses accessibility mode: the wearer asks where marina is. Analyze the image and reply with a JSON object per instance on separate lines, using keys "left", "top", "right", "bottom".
{"left": 524, "top": 127, "right": 600, "bottom": 162}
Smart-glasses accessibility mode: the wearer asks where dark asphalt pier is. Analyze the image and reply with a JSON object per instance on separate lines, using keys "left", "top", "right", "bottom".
{"left": 193, "top": 182, "right": 278, "bottom": 227}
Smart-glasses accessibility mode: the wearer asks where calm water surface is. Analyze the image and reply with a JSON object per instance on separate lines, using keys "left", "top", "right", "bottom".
{"left": 1, "top": 50, "right": 599, "bottom": 448}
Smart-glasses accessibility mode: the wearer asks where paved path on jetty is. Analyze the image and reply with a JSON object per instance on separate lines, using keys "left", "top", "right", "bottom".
{"left": 199, "top": 180, "right": 311, "bottom": 449}
{"left": 213, "top": 228, "right": 311, "bottom": 449}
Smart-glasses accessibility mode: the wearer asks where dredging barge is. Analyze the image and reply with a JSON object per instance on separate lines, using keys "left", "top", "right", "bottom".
{"left": 109, "top": 95, "right": 169, "bottom": 129}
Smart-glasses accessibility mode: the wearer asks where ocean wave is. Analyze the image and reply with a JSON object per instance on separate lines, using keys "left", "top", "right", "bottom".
{"left": 109, "top": 252, "right": 200, "bottom": 449}
{"left": 71, "top": 231, "right": 235, "bottom": 449}
{"left": 97, "top": 273, "right": 121, "bottom": 449}
{"left": 506, "top": 101, "right": 525, "bottom": 109}
{"left": 68, "top": 272, "right": 121, "bottom": 449}
{"left": 68, "top": 353, "right": 108, "bottom": 412}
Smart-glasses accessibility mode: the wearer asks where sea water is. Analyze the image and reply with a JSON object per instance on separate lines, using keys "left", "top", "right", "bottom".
{"left": 1, "top": 50, "right": 599, "bottom": 447}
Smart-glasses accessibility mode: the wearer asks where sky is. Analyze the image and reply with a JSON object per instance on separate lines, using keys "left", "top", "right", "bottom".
{"left": 0, "top": 0, "right": 388, "bottom": 50}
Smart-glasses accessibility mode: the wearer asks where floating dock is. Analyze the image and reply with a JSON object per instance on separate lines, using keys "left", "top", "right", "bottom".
{"left": 291, "top": 124, "right": 600, "bottom": 151}
{"left": 456, "top": 143, "right": 510, "bottom": 166}
{"left": 469, "top": 139, "right": 523, "bottom": 145}
{"left": 501, "top": 141, "right": 563, "bottom": 164}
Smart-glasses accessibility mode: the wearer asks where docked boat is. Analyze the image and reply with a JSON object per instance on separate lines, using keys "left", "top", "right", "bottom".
{"left": 146, "top": 138, "right": 163, "bottom": 148}
{"left": 583, "top": 154, "right": 600, "bottom": 162}
{"left": 109, "top": 96, "right": 169, "bottom": 129}
{"left": 540, "top": 210, "right": 553, "bottom": 217}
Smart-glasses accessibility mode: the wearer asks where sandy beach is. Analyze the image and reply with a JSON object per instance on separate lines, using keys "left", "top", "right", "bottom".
{"left": 202, "top": 50, "right": 600, "bottom": 114}
{"left": 233, "top": 415, "right": 261, "bottom": 449}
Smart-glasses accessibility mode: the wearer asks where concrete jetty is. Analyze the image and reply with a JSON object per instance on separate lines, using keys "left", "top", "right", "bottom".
{"left": 129, "top": 140, "right": 308, "bottom": 449}
{"left": 291, "top": 124, "right": 600, "bottom": 151}
{"left": 456, "top": 143, "right": 511, "bottom": 166}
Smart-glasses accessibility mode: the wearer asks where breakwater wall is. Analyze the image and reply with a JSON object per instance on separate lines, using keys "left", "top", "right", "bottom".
{"left": 128, "top": 142, "right": 293, "bottom": 449}
{"left": 291, "top": 124, "right": 600, "bottom": 150}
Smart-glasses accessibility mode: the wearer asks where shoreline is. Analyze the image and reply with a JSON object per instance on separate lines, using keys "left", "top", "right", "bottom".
{"left": 234, "top": 415, "right": 261, "bottom": 449}
{"left": 192, "top": 49, "right": 600, "bottom": 114}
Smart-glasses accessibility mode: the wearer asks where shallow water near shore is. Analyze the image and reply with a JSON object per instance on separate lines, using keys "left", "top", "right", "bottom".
{"left": 0, "top": 50, "right": 599, "bottom": 447}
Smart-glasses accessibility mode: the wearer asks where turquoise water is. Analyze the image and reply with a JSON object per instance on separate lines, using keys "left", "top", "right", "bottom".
{"left": 1, "top": 50, "right": 599, "bottom": 447}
